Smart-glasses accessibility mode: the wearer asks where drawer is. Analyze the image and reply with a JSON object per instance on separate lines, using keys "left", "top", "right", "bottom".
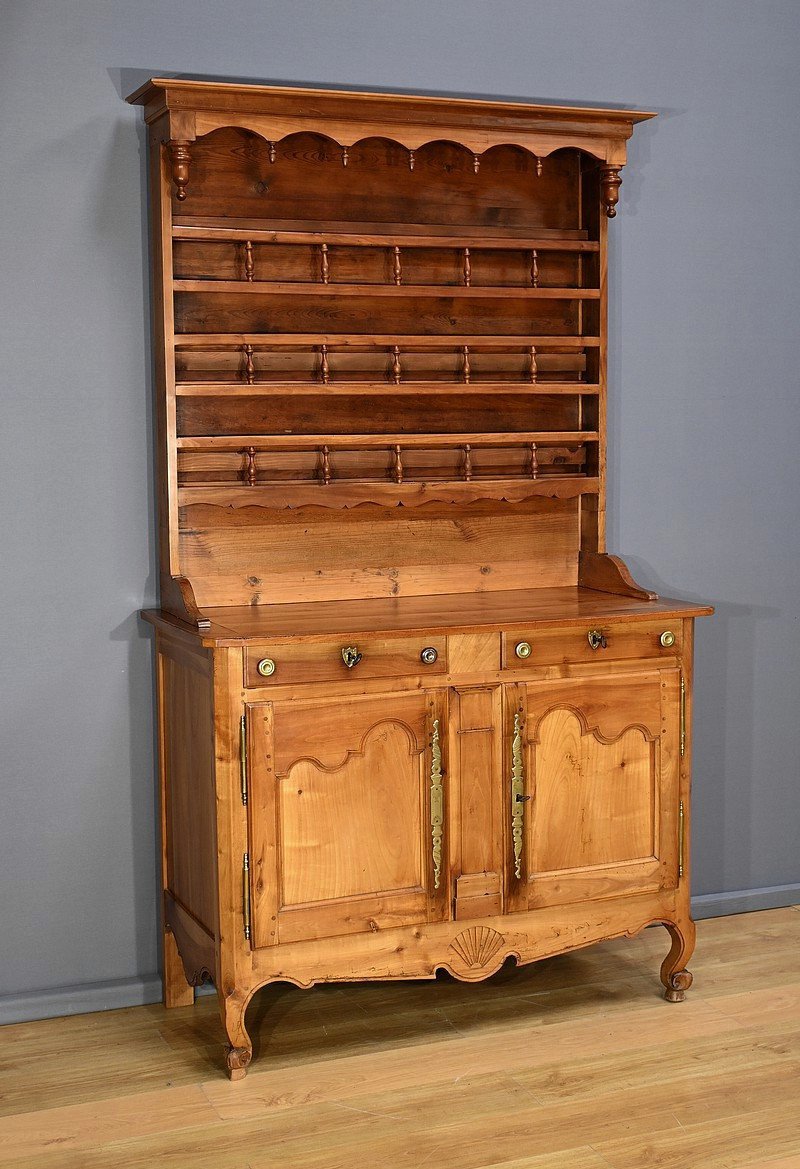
{"left": 501, "top": 620, "right": 682, "bottom": 669}
{"left": 244, "top": 635, "right": 448, "bottom": 686}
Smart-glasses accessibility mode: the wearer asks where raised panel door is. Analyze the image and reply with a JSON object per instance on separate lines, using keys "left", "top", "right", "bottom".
{"left": 247, "top": 689, "right": 449, "bottom": 946}
{"left": 505, "top": 668, "right": 681, "bottom": 911}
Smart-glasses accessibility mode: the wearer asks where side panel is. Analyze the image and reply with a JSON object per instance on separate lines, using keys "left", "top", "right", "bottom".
{"left": 157, "top": 632, "right": 218, "bottom": 933}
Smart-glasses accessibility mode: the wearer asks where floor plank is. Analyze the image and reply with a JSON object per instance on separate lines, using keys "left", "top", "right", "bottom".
{"left": 0, "top": 908, "right": 799, "bottom": 1168}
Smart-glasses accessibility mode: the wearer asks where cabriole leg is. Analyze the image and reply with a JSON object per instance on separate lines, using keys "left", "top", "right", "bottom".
{"left": 660, "top": 918, "right": 696, "bottom": 1002}
{"left": 220, "top": 991, "right": 252, "bottom": 1080}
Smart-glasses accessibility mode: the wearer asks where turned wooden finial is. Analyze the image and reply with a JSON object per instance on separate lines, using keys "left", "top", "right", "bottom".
{"left": 408, "top": 149, "right": 415, "bottom": 172}
{"left": 243, "top": 240, "right": 254, "bottom": 282}
{"left": 341, "top": 145, "right": 349, "bottom": 167}
{"left": 242, "top": 344, "right": 255, "bottom": 385}
{"left": 392, "top": 444, "right": 404, "bottom": 484}
{"left": 393, "top": 246, "right": 402, "bottom": 286}
{"left": 601, "top": 165, "right": 623, "bottom": 217}
{"left": 473, "top": 154, "right": 481, "bottom": 174}
{"left": 243, "top": 446, "right": 257, "bottom": 487}
{"left": 535, "top": 155, "right": 543, "bottom": 178}
{"left": 530, "top": 249, "right": 539, "bottom": 288}
{"left": 462, "top": 345, "right": 471, "bottom": 384}
{"left": 320, "top": 444, "right": 332, "bottom": 485}
{"left": 168, "top": 141, "right": 191, "bottom": 201}
{"left": 391, "top": 345, "right": 402, "bottom": 384}
{"left": 463, "top": 247, "right": 471, "bottom": 287}
{"left": 320, "top": 243, "right": 330, "bottom": 285}
{"left": 528, "top": 345, "right": 538, "bottom": 383}
{"left": 267, "top": 141, "right": 277, "bottom": 164}
{"left": 319, "top": 343, "right": 330, "bottom": 384}
{"left": 528, "top": 442, "right": 539, "bottom": 479}
{"left": 462, "top": 444, "right": 473, "bottom": 482}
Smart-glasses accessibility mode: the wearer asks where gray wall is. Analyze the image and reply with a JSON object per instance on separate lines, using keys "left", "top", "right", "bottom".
{"left": 2, "top": 0, "right": 799, "bottom": 1018}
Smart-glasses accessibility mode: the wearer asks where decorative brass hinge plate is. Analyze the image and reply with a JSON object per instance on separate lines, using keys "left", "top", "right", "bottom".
{"left": 430, "top": 718, "right": 443, "bottom": 891}
{"left": 511, "top": 711, "right": 526, "bottom": 879}
{"left": 239, "top": 714, "right": 248, "bottom": 806}
{"left": 242, "top": 852, "right": 251, "bottom": 941}
{"left": 679, "top": 674, "right": 686, "bottom": 758}
{"left": 678, "top": 800, "right": 685, "bottom": 879}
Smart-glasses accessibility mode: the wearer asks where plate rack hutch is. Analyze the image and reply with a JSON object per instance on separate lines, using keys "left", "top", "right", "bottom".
{"left": 128, "top": 78, "right": 712, "bottom": 1079}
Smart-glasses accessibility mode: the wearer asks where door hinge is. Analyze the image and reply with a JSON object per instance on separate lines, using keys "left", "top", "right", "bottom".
{"left": 678, "top": 800, "right": 685, "bottom": 879}
{"left": 679, "top": 673, "right": 686, "bottom": 758}
{"left": 242, "top": 851, "right": 251, "bottom": 941}
{"left": 239, "top": 713, "right": 248, "bottom": 806}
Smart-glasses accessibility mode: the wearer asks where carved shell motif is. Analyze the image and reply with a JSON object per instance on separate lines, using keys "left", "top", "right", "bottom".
{"left": 449, "top": 926, "right": 505, "bottom": 971}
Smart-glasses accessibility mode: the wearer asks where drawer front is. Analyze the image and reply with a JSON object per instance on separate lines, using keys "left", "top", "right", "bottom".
{"left": 245, "top": 635, "right": 448, "bottom": 686}
{"left": 501, "top": 621, "right": 682, "bottom": 669}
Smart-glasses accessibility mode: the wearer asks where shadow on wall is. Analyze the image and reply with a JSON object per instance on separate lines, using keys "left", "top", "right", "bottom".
{"left": 623, "top": 554, "right": 766, "bottom": 898}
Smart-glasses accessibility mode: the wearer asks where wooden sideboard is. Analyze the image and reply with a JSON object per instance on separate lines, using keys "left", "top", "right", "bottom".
{"left": 128, "top": 78, "right": 712, "bottom": 1079}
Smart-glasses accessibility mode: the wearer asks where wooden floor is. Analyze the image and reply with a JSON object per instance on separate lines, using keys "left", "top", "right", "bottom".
{"left": 2, "top": 908, "right": 800, "bottom": 1169}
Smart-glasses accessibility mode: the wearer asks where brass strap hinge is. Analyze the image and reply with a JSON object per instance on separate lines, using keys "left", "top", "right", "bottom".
{"left": 239, "top": 714, "right": 248, "bottom": 806}
{"left": 679, "top": 674, "right": 686, "bottom": 758}
{"left": 678, "top": 800, "right": 685, "bottom": 879}
{"left": 429, "top": 718, "right": 443, "bottom": 891}
{"left": 242, "top": 852, "right": 251, "bottom": 941}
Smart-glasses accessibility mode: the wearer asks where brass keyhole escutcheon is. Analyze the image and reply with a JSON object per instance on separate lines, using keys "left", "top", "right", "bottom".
{"left": 341, "top": 646, "right": 363, "bottom": 669}
{"left": 420, "top": 647, "right": 438, "bottom": 665}
{"left": 660, "top": 630, "right": 676, "bottom": 648}
{"left": 256, "top": 657, "right": 276, "bottom": 677}
{"left": 515, "top": 641, "right": 532, "bottom": 659}
{"left": 587, "top": 629, "right": 608, "bottom": 651}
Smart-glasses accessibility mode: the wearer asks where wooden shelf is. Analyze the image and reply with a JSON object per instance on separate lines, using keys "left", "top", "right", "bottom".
{"left": 175, "top": 381, "right": 601, "bottom": 397}
{"left": 177, "top": 476, "right": 600, "bottom": 510}
{"left": 174, "top": 334, "right": 601, "bottom": 348}
{"left": 176, "top": 431, "right": 598, "bottom": 451}
{"left": 173, "top": 280, "right": 599, "bottom": 298}
{"left": 172, "top": 218, "right": 599, "bottom": 250}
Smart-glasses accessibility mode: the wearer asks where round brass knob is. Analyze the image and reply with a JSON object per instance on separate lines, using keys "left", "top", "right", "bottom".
{"left": 660, "top": 630, "right": 676, "bottom": 648}
{"left": 420, "top": 647, "right": 438, "bottom": 665}
{"left": 515, "top": 641, "right": 532, "bottom": 659}
{"left": 256, "top": 657, "right": 276, "bottom": 677}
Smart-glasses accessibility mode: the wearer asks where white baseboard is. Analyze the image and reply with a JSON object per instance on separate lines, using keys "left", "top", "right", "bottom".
{"left": 2, "top": 884, "right": 798, "bottom": 1025}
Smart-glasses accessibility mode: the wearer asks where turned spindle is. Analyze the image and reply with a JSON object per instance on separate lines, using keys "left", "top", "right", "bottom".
{"left": 268, "top": 141, "right": 277, "bottom": 163}
{"left": 392, "top": 444, "right": 404, "bottom": 484}
{"left": 243, "top": 240, "right": 254, "bottom": 282}
{"left": 530, "top": 249, "right": 539, "bottom": 288}
{"left": 462, "top": 345, "right": 471, "bottom": 384}
{"left": 600, "top": 165, "right": 623, "bottom": 217}
{"left": 168, "top": 140, "right": 191, "bottom": 201}
{"left": 391, "top": 345, "right": 402, "bottom": 385}
{"left": 528, "top": 442, "right": 539, "bottom": 479}
{"left": 242, "top": 344, "right": 255, "bottom": 385}
{"left": 535, "top": 155, "right": 543, "bottom": 178}
{"left": 319, "top": 344, "right": 330, "bottom": 384}
{"left": 243, "top": 446, "right": 257, "bottom": 487}
{"left": 528, "top": 345, "right": 538, "bottom": 384}
{"left": 408, "top": 149, "right": 415, "bottom": 172}
{"left": 473, "top": 154, "right": 480, "bottom": 174}
{"left": 393, "top": 246, "right": 402, "bottom": 286}
{"left": 462, "top": 444, "right": 473, "bottom": 482}
{"left": 320, "top": 444, "right": 331, "bottom": 485}
{"left": 320, "top": 243, "right": 330, "bottom": 284}
{"left": 341, "top": 145, "right": 349, "bottom": 167}
{"left": 463, "top": 248, "right": 471, "bottom": 287}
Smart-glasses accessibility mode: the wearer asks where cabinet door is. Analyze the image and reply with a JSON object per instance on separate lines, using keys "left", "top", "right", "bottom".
{"left": 247, "top": 690, "right": 449, "bottom": 947}
{"left": 505, "top": 668, "right": 681, "bottom": 911}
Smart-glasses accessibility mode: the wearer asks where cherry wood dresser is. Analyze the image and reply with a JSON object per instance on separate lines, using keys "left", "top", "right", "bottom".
{"left": 127, "top": 77, "right": 712, "bottom": 1079}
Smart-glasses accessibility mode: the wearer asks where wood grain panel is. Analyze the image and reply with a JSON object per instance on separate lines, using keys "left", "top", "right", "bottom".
{"left": 158, "top": 643, "right": 217, "bottom": 931}
{"left": 181, "top": 499, "right": 579, "bottom": 606}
